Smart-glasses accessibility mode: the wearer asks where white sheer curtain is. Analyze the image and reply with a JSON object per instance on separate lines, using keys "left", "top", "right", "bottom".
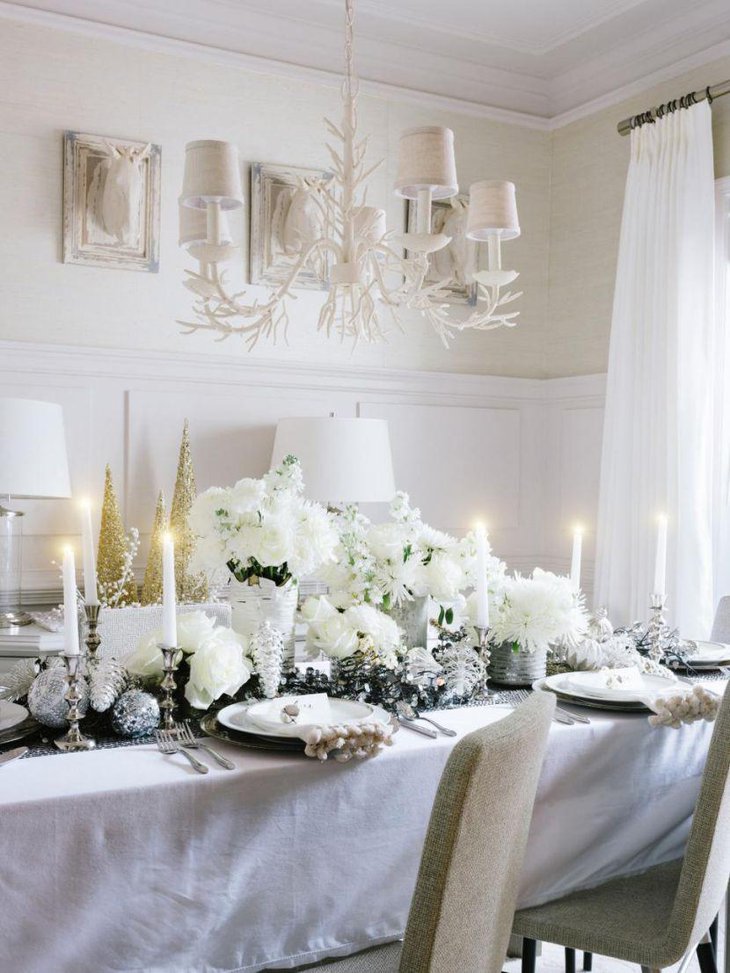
{"left": 594, "top": 102, "right": 718, "bottom": 637}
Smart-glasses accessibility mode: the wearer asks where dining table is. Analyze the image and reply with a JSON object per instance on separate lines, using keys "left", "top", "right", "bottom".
{"left": 0, "top": 693, "right": 724, "bottom": 973}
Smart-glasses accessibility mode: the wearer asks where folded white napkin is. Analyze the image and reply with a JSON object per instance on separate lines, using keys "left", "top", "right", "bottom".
{"left": 246, "top": 694, "right": 335, "bottom": 737}
{"left": 565, "top": 667, "right": 645, "bottom": 696}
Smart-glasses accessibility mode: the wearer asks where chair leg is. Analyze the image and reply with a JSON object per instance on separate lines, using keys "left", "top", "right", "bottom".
{"left": 583, "top": 952, "right": 593, "bottom": 971}
{"left": 696, "top": 937, "right": 717, "bottom": 973}
{"left": 709, "top": 916, "right": 719, "bottom": 954}
{"left": 522, "top": 938, "right": 537, "bottom": 973}
{"left": 565, "top": 948, "right": 576, "bottom": 973}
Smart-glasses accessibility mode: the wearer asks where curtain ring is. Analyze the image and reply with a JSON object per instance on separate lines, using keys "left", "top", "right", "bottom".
{"left": 706, "top": 86, "right": 714, "bottom": 105}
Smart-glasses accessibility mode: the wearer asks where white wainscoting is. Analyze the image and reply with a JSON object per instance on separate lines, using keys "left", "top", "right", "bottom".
{"left": 0, "top": 341, "right": 605, "bottom": 605}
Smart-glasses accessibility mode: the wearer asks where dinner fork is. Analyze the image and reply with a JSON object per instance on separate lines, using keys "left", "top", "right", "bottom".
{"left": 177, "top": 721, "right": 235, "bottom": 770}
{"left": 155, "top": 729, "right": 209, "bottom": 774}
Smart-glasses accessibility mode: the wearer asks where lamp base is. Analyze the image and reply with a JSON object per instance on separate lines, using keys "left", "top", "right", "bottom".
{"left": 0, "top": 609, "right": 32, "bottom": 628}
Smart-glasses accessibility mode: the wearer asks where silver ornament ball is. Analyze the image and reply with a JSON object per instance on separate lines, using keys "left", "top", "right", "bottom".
{"left": 111, "top": 690, "right": 160, "bottom": 738}
{"left": 28, "top": 666, "right": 90, "bottom": 729}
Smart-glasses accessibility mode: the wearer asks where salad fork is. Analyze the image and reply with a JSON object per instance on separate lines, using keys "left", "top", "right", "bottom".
{"left": 177, "top": 721, "right": 235, "bottom": 770}
{"left": 156, "top": 729, "right": 208, "bottom": 774}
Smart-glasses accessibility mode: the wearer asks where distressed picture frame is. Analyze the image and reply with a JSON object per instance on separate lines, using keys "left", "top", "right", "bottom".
{"left": 406, "top": 194, "right": 478, "bottom": 305}
{"left": 63, "top": 131, "right": 161, "bottom": 272}
{"left": 250, "top": 162, "right": 333, "bottom": 291}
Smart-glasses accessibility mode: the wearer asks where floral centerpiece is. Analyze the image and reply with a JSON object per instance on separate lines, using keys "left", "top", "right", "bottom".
{"left": 188, "top": 456, "right": 338, "bottom": 663}
{"left": 481, "top": 568, "right": 589, "bottom": 686}
{"left": 323, "top": 492, "right": 505, "bottom": 647}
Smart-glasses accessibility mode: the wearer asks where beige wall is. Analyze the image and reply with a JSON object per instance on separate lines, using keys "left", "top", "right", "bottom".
{"left": 546, "top": 54, "right": 730, "bottom": 378}
{"left": 0, "top": 18, "right": 550, "bottom": 378}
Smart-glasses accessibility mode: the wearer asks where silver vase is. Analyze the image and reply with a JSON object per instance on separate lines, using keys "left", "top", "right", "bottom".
{"left": 386, "top": 596, "right": 429, "bottom": 650}
{"left": 488, "top": 643, "right": 547, "bottom": 687}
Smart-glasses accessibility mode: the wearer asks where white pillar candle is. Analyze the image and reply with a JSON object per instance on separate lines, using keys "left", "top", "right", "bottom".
{"left": 653, "top": 514, "right": 668, "bottom": 599}
{"left": 162, "top": 532, "right": 177, "bottom": 648}
{"left": 62, "top": 546, "right": 80, "bottom": 656}
{"left": 80, "top": 501, "right": 98, "bottom": 607}
{"left": 570, "top": 526, "right": 583, "bottom": 590}
{"left": 475, "top": 524, "right": 490, "bottom": 629}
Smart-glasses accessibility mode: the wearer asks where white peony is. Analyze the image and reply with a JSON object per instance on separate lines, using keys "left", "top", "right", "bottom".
{"left": 185, "top": 628, "right": 252, "bottom": 709}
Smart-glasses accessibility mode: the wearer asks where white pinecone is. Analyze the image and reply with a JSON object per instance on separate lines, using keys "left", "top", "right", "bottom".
{"left": 252, "top": 621, "right": 285, "bottom": 699}
{"left": 89, "top": 656, "right": 128, "bottom": 712}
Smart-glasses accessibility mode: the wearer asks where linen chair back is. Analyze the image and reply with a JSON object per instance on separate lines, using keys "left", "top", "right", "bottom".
{"left": 398, "top": 692, "right": 556, "bottom": 973}
{"left": 666, "top": 685, "right": 730, "bottom": 955}
{"left": 709, "top": 596, "right": 730, "bottom": 642}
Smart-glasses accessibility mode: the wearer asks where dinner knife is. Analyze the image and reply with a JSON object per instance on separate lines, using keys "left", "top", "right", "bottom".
{"left": 0, "top": 746, "right": 28, "bottom": 767}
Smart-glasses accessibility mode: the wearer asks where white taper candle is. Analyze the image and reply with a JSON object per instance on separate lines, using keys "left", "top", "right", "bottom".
{"left": 80, "top": 501, "right": 98, "bottom": 607}
{"left": 162, "top": 532, "right": 177, "bottom": 648}
{"left": 653, "top": 514, "right": 668, "bottom": 599}
{"left": 570, "top": 527, "right": 583, "bottom": 590}
{"left": 475, "top": 524, "right": 490, "bottom": 629}
{"left": 62, "top": 547, "right": 80, "bottom": 656}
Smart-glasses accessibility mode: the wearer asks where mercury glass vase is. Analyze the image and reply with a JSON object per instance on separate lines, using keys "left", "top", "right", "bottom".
{"left": 229, "top": 578, "right": 298, "bottom": 669}
{"left": 386, "top": 595, "right": 429, "bottom": 650}
{"left": 488, "top": 643, "right": 547, "bottom": 687}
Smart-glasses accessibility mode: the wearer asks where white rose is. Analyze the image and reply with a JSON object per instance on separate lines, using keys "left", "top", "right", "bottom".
{"left": 185, "top": 628, "right": 252, "bottom": 709}
{"left": 124, "top": 639, "right": 164, "bottom": 678}
{"left": 311, "top": 613, "right": 359, "bottom": 659}
{"left": 250, "top": 517, "right": 294, "bottom": 568}
{"left": 300, "top": 596, "right": 338, "bottom": 625}
{"left": 176, "top": 611, "right": 218, "bottom": 653}
{"left": 229, "top": 478, "right": 266, "bottom": 516}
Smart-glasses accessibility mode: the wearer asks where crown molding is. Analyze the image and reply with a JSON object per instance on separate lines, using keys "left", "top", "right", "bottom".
{"left": 548, "top": 35, "right": 730, "bottom": 129}
{"left": 0, "top": 1, "right": 551, "bottom": 129}
{"left": 1, "top": 0, "right": 728, "bottom": 132}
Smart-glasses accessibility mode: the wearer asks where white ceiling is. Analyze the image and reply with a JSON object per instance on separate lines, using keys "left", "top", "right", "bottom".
{"left": 5, "top": 0, "right": 730, "bottom": 121}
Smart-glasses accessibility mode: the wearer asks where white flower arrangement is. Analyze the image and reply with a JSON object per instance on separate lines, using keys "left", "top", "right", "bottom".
{"left": 188, "top": 456, "right": 338, "bottom": 588}
{"left": 323, "top": 492, "right": 502, "bottom": 610}
{"left": 125, "top": 610, "right": 253, "bottom": 710}
{"left": 487, "top": 568, "right": 589, "bottom": 654}
{"left": 301, "top": 596, "right": 403, "bottom": 667}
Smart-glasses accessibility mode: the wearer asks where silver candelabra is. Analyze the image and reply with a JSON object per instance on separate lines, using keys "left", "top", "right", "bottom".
{"left": 159, "top": 644, "right": 181, "bottom": 732}
{"left": 84, "top": 604, "right": 101, "bottom": 661}
{"left": 55, "top": 653, "right": 96, "bottom": 752}
{"left": 647, "top": 593, "right": 668, "bottom": 662}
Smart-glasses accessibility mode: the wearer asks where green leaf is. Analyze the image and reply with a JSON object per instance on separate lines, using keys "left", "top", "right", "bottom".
{"left": 445, "top": 607, "right": 454, "bottom": 625}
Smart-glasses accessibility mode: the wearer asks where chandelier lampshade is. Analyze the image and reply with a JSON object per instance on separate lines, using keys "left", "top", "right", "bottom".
{"left": 180, "top": 140, "right": 244, "bottom": 210}
{"left": 466, "top": 180, "right": 520, "bottom": 241}
{"left": 394, "top": 126, "right": 458, "bottom": 200}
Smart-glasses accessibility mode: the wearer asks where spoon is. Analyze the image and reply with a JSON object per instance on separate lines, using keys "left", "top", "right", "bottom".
{"left": 396, "top": 702, "right": 458, "bottom": 737}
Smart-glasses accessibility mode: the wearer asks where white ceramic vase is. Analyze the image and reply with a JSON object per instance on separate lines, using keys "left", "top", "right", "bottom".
{"left": 228, "top": 578, "right": 299, "bottom": 669}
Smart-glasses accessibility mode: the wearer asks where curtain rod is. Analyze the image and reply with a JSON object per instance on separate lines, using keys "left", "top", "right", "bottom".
{"left": 617, "top": 78, "right": 730, "bottom": 135}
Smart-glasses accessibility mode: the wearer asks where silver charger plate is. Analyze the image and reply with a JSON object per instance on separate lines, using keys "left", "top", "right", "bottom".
{"left": 532, "top": 678, "right": 651, "bottom": 713}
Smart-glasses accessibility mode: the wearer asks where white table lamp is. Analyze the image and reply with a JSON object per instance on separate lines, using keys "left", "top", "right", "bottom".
{"left": 271, "top": 417, "right": 395, "bottom": 505}
{"left": 0, "top": 398, "right": 72, "bottom": 626}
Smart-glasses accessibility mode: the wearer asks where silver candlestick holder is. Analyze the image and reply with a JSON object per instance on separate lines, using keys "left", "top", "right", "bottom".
{"left": 647, "top": 593, "right": 668, "bottom": 662}
{"left": 159, "top": 644, "right": 181, "bottom": 732}
{"left": 84, "top": 603, "right": 101, "bottom": 661}
{"left": 474, "top": 625, "right": 494, "bottom": 695}
{"left": 55, "top": 653, "right": 96, "bottom": 752}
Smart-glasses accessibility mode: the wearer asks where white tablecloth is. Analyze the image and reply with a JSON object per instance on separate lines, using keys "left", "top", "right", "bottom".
{"left": 0, "top": 703, "right": 717, "bottom": 973}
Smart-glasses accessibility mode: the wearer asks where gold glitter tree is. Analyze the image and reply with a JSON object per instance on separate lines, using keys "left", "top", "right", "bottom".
{"left": 140, "top": 490, "right": 167, "bottom": 605}
{"left": 97, "top": 465, "right": 138, "bottom": 606}
{"left": 169, "top": 420, "right": 208, "bottom": 603}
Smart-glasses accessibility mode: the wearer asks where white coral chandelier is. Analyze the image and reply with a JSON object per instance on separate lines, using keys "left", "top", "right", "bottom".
{"left": 178, "top": 0, "right": 522, "bottom": 349}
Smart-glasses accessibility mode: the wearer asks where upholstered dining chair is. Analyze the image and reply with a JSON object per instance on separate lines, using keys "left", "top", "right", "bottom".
{"left": 291, "top": 692, "right": 556, "bottom": 973}
{"left": 513, "top": 683, "right": 730, "bottom": 973}
{"left": 710, "top": 596, "right": 730, "bottom": 643}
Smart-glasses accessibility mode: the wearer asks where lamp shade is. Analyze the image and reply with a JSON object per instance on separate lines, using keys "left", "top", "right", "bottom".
{"left": 271, "top": 418, "right": 396, "bottom": 503}
{"left": 180, "top": 140, "right": 244, "bottom": 210}
{"left": 466, "top": 180, "right": 520, "bottom": 241}
{"left": 0, "top": 398, "right": 71, "bottom": 499}
{"left": 394, "top": 126, "right": 458, "bottom": 200}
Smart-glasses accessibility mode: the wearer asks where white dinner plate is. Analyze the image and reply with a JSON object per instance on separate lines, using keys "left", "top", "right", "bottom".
{"left": 545, "top": 670, "right": 676, "bottom": 703}
{"left": 217, "top": 698, "right": 390, "bottom": 739}
{"left": 0, "top": 701, "right": 29, "bottom": 733}
{"left": 683, "top": 641, "right": 730, "bottom": 666}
